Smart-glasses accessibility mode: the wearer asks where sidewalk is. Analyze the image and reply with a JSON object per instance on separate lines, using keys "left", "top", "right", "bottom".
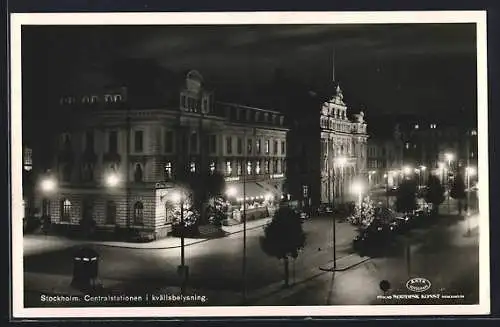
{"left": 247, "top": 253, "right": 369, "bottom": 305}
{"left": 24, "top": 217, "right": 272, "bottom": 253}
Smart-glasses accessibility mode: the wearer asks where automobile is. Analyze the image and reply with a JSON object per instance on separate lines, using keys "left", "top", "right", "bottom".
{"left": 353, "top": 220, "right": 393, "bottom": 256}
{"left": 317, "top": 204, "right": 334, "bottom": 215}
{"left": 293, "top": 209, "right": 310, "bottom": 222}
{"left": 386, "top": 186, "right": 398, "bottom": 196}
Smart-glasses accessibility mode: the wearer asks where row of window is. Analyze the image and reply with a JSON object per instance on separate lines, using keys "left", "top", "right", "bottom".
{"left": 223, "top": 106, "right": 284, "bottom": 126}
{"left": 62, "top": 131, "right": 286, "bottom": 157}
{"left": 51, "top": 199, "right": 145, "bottom": 225}
{"left": 61, "top": 157, "right": 286, "bottom": 183}
{"left": 226, "top": 137, "right": 285, "bottom": 156}
{"left": 320, "top": 118, "right": 352, "bottom": 132}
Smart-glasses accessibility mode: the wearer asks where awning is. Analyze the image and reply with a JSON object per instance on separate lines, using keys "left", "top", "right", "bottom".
{"left": 256, "top": 181, "right": 283, "bottom": 197}
{"left": 226, "top": 182, "right": 269, "bottom": 202}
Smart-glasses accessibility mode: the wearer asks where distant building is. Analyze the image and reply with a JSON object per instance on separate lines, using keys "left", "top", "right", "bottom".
{"left": 401, "top": 121, "right": 478, "bottom": 184}
{"left": 366, "top": 125, "right": 404, "bottom": 189}
{"left": 37, "top": 70, "right": 288, "bottom": 239}
{"left": 23, "top": 145, "right": 35, "bottom": 219}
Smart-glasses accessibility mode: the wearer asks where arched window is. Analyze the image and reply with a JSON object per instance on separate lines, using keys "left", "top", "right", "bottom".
{"left": 114, "top": 95, "right": 122, "bottom": 102}
{"left": 133, "top": 201, "right": 144, "bottom": 225}
{"left": 134, "top": 163, "right": 143, "bottom": 182}
{"left": 60, "top": 199, "right": 71, "bottom": 222}
{"left": 106, "top": 201, "right": 116, "bottom": 225}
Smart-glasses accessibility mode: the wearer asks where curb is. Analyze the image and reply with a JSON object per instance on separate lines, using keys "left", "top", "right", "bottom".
{"left": 91, "top": 220, "right": 270, "bottom": 250}
{"left": 247, "top": 254, "right": 370, "bottom": 304}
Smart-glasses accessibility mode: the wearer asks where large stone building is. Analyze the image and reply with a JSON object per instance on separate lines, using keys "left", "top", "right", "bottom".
{"left": 37, "top": 70, "right": 288, "bottom": 239}
{"left": 284, "top": 82, "right": 368, "bottom": 210}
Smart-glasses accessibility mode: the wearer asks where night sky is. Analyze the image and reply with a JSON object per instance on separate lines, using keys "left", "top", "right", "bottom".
{"left": 22, "top": 23, "right": 477, "bottom": 143}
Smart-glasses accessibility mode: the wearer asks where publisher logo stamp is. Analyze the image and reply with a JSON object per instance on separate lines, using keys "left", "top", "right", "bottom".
{"left": 406, "top": 277, "right": 432, "bottom": 292}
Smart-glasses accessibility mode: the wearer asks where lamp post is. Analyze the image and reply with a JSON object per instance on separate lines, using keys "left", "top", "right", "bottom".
{"left": 419, "top": 165, "right": 427, "bottom": 187}
{"left": 465, "top": 166, "right": 476, "bottom": 236}
{"left": 352, "top": 181, "right": 364, "bottom": 206}
{"left": 40, "top": 176, "right": 57, "bottom": 231}
{"left": 171, "top": 191, "right": 187, "bottom": 295}
{"left": 383, "top": 173, "right": 389, "bottom": 207}
{"left": 444, "top": 153, "right": 454, "bottom": 214}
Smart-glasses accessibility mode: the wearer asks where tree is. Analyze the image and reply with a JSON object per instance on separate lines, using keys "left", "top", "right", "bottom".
{"left": 425, "top": 174, "right": 445, "bottom": 215}
{"left": 396, "top": 178, "right": 417, "bottom": 213}
{"left": 260, "top": 206, "right": 306, "bottom": 287}
{"left": 450, "top": 173, "right": 466, "bottom": 214}
{"left": 347, "top": 197, "right": 376, "bottom": 227}
{"left": 177, "top": 171, "right": 226, "bottom": 225}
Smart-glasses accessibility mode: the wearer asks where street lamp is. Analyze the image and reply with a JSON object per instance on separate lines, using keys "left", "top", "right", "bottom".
{"left": 403, "top": 165, "right": 412, "bottom": 177}
{"left": 225, "top": 186, "right": 237, "bottom": 198}
{"left": 105, "top": 173, "right": 120, "bottom": 188}
{"left": 40, "top": 177, "right": 56, "bottom": 193}
{"left": 170, "top": 190, "right": 188, "bottom": 295}
{"left": 465, "top": 166, "right": 476, "bottom": 214}
{"left": 444, "top": 153, "right": 455, "bottom": 214}
{"left": 351, "top": 181, "right": 364, "bottom": 206}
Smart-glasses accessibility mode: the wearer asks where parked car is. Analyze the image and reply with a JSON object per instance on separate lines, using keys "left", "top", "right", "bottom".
{"left": 386, "top": 186, "right": 398, "bottom": 196}
{"left": 353, "top": 220, "right": 393, "bottom": 256}
{"left": 317, "top": 204, "right": 334, "bottom": 215}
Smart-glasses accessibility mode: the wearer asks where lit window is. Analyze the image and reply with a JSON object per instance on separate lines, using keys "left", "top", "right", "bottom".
{"left": 265, "top": 140, "right": 270, "bottom": 154}
{"left": 247, "top": 161, "right": 252, "bottom": 175}
{"left": 414, "top": 124, "right": 419, "bottom": 129}
{"left": 60, "top": 199, "right": 71, "bottom": 222}
{"left": 405, "top": 143, "right": 410, "bottom": 149}
{"left": 210, "top": 162, "right": 216, "bottom": 173}
{"left": 190, "top": 162, "right": 196, "bottom": 173}
{"left": 471, "top": 130, "right": 477, "bottom": 136}
{"left": 133, "top": 201, "right": 144, "bottom": 225}
{"left": 237, "top": 161, "right": 242, "bottom": 176}
{"left": 256, "top": 162, "right": 261, "bottom": 174}
{"left": 165, "top": 162, "right": 172, "bottom": 179}
{"left": 226, "top": 161, "right": 232, "bottom": 176}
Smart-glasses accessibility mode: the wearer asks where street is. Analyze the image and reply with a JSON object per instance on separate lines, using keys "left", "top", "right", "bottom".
{"left": 23, "top": 207, "right": 480, "bottom": 307}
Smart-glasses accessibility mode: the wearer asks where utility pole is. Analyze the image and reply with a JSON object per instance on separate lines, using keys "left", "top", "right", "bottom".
{"left": 180, "top": 196, "right": 186, "bottom": 295}
{"left": 242, "top": 131, "right": 248, "bottom": 303}
{"left": 125, "top": 100, "right": 131, "bottom": 237}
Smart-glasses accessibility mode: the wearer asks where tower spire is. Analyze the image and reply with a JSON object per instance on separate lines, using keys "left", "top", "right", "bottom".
{"left": 332, "top": 48, "right": 335, "bottom": 83}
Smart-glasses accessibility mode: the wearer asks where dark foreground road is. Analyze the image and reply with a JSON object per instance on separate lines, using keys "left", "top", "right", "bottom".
{"left": 23, "top": 211, "right": 480, "bottom": 307}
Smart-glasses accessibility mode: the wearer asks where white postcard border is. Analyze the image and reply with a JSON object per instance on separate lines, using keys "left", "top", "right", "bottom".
{"left": 10, "top": 11, "right": 490, "bottom": 318}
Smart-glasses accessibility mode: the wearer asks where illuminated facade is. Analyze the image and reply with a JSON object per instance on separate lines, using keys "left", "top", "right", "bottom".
{"left": 38, "top": 70, "right": 287, "bottom": 239}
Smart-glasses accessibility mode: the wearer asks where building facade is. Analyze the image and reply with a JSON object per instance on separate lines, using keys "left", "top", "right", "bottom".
{"left": 401, "top": 122, "right": 478, "bottom": 185}
{"left": 366, "top": 127, "right": 404, "bottom": 189}
{"left": 37, "top": 70, "right": 288, "bottom": 239}
{"left": 286, "top": 84, "right": 368, "bottom": 210}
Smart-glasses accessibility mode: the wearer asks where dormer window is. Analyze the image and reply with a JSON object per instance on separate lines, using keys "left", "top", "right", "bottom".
{"left": 114, "top": 94, "right": 122, "bottom": 102}
{"left": 91, "top": 96, "right": 98, "bottom": 103}
{"left": 104, "top": 94, "right": 113, "bottom": 103}
{"left": 82, "top": 96, "right": 90, "bottom": 104}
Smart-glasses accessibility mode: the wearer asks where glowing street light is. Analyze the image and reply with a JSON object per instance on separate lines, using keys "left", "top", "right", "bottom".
{"left": 420, "top": 165, "right": 427, "bottom": 171}
{"left": 225, "top": 186, "right": 237, "bottom": 198}
{"left": 351, "top": 181, "right": 365, "bottom": 205}
{"left": 403, "top": 166, "right": 412, "bottom": 176}
{"left": 40, "top": 177, "right": 56, "bottom": 193}
{"left": 466, "top": 166, "right": 476, "bottom": 177}
{"left": 264, "top": 193, "right": 273, "bottom": 201}
{"left": 445, "top": 152, "right": 455, "bottom": 165}
{"left": 105, "top": 173, "right": 120, "bottom": 188}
